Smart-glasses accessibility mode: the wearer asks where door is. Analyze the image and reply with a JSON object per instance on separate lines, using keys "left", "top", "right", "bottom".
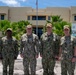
{"left": 33, "top": 27, "right": 43, "bottom": 39}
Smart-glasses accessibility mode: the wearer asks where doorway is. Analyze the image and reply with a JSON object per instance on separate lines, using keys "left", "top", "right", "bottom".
{"left": 33, "top": 27, "right": 43, "bottom": 39}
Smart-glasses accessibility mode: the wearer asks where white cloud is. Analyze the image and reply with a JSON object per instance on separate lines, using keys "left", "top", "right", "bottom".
{"left": 0, "top": 0, "right": 27, "bottom": 7}
{"left": 19, "top": 0, "right": 27, "bottom": 2}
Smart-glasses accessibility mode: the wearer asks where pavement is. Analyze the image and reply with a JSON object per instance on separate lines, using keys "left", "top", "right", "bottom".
{"left": 0, "top": 55, "right": 76, "bottom": 75}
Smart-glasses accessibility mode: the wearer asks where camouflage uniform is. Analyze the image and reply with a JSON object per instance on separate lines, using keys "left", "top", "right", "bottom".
{"left": 0, "top": 36, "right": 18, "bottom": 75}
{"left": 40, "top": 32, "right": 60, "bottom": 75}
{"left": 20, "top": 33, "right": 39, "bottom": 75}
{"left": 60, "top": 35, "right": 76, "bottom": 75}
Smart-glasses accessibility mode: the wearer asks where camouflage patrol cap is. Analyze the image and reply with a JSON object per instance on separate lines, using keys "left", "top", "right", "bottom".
{"left": 46, "top": 23, "right": 52, "bottom": 28}
{"left": 64, "top": 25, "right": 70, "bottom": 30}
{"left": 6, "top": 28, "right": 12, "bottom": 32}
{"left": 26, "top": 25, "right": 32, "bottom": 29}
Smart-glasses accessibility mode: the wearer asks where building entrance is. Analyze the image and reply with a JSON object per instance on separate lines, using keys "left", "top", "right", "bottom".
{"left": 33, "top": 27, "right": 43, "bottom": 39}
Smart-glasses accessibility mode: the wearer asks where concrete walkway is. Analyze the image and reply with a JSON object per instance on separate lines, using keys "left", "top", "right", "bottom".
{"left": 0, "top": 55, "right": 76, "bottom": 75}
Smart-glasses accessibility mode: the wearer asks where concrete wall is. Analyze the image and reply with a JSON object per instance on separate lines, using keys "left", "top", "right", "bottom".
{"left": 0, "top": 6, "right": 9, "bottom": 20}
{"left": 70, "top": 6, "right": 76, "bottom": 23}
{"left": 0, "top": 6, "right": 76, "bottom": 26}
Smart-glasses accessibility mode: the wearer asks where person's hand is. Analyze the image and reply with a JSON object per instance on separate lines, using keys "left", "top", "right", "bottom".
{"left": 72, "top": 57, "right": 76, "bottom": 62}
{"left": 55, "top": 55, "right": 58, "bottom": 59}
{"left": 20, "top": 54, "right": 23, "bottom": 58}
{"left": 36, "top": 55, "right": 39, "bottom": 58}
{"left": 57, "top": 56, "right": 61, "bottom": 61}
{"left": 40, "top": 54, "right": 42, "bottom": 57}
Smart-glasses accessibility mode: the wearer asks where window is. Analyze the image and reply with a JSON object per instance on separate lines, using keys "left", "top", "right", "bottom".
{"left": 38, "top": 16, "right": 46, "bottom": 20}
{"left": 32, "top": 16, "right": 46, "bottom": 20}
{"left": 74, "top": 16, "right": 76, "bottom": 21}
{"left": 48, "top": 16, "right": 51, "bottom": 20}
{"left": 1, "top": 15, "right": 4, "bottom": 20}
{"left": 27, "top": 16, "right": 30, "bottom": 20}
{"left": 32, "top": 16, "right": 36, "bottom": 20}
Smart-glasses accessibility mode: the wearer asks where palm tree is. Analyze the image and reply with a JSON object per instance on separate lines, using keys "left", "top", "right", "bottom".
{"left": 47, "top": 15, "right": 71, "bottom": 36}
{"left": 0, "top": 20, "right": 31, "bottom": 40}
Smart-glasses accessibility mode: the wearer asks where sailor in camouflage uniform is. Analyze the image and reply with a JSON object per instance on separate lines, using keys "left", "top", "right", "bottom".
{"left": 20, "top": 25, "right": 39, "bottom": 75}
{"left": 40, "top": 23, "right": 60, "bottom": 75}
{"left": 0, "top": 28, "right": 19, "bottom": 75}
{"left": 59, "top": 25, "right": 76, "bottom": 75}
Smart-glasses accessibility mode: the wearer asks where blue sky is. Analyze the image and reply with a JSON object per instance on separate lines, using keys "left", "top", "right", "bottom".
{"left": 0, "top": 0, "right": 76, "bottom": 8}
